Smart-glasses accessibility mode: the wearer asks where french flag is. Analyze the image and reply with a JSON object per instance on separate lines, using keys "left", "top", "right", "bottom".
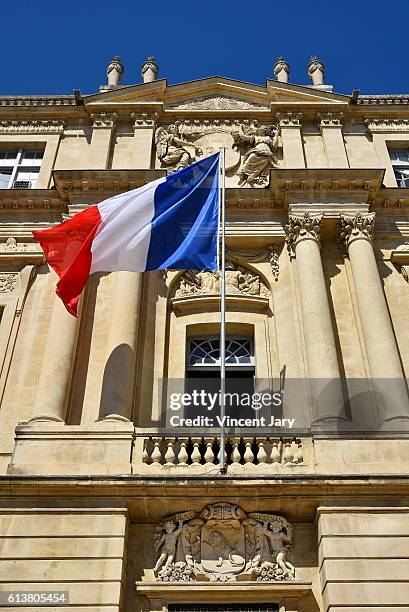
{"left": 33, "top": 153, "right": 220, "bottom": 316}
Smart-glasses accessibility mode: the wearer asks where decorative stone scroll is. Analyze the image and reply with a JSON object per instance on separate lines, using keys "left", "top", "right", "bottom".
{"left": 173, "top": 261, "right": 270, "bottom": 298}
{"left": 337, "top": 212, "right": 375, "bottom": 247}
{"left": 285, "top": 212, "right": 323, "bottom": 254}
{"left": 153, "top": 502, "right": 295, "bottom": 582}
{"left": 390, "top": 242, "right": 409, "bottom": 282}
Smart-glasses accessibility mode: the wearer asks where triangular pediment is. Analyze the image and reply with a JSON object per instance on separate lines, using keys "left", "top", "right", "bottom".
{"left": 84, "top": 76, "right": 349, "bottom": 112}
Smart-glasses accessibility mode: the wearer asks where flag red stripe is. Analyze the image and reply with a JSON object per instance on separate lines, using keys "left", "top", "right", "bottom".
{"left": 33, "top": 205, "right": 101, "bottom": 316}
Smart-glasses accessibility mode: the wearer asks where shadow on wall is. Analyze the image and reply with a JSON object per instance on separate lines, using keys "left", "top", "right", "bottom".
{"left": 99, "top": 343, "right": 134, "bottom": 420}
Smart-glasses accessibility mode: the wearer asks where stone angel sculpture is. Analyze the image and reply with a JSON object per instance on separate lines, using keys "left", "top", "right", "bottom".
{"left": 155, "top": 124, "right": 202, "bottom": 171}
{"left": 153, "top": 519, "right": 184, "bottom": 574}
{"left": 232, "top": 123, "right": 280, "bottom": 186}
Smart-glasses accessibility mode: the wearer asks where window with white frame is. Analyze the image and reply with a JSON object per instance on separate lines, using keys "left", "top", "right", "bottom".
{"left": 389, "top": 149, "right": 409, "bottom": 187}
{"left": 0, "top": 149, "right": 44, "bottom": 189}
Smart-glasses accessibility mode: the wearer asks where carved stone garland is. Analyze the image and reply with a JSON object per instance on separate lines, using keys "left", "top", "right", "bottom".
{"left": 153, "top": 502, "right": 295, "bottom": 583}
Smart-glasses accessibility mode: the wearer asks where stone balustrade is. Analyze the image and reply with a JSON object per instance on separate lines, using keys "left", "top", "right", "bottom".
{"left": 138, "top": 436, "right": 304, "bottom": 472}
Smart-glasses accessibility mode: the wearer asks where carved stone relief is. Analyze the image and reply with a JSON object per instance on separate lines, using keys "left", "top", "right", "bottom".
{"left": 153, "top": 502, "right": 295, "bottom": 582}
{"left": 168, "top": 95, "right": 269, "bottom": 111}
{"left": 154, "top": 119, "right": 282, "bottom": 187}
{"left": 173, "top": 261, "right": 270, "bottom": 298}
{"left": 0, "top": 273, "right": 17, "bottom": 292}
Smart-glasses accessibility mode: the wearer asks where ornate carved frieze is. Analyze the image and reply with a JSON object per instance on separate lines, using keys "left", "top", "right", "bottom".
{"left": 0, "top": 273, "right": 18, "bottom": 293}
{"left": 168, "top": 94, "right": 269, "bottom": 111}
{"left": 173, "top": 261, "right": 270, "bottom": 298}
{"left": 365, "top": 118, "right": 409, "bottom": 132}
{"left": 90, "top": 113, "right": 118, "bottom": 129}
{"left": 337, "top": 212, "right": 375, "bottom": 247}
{"left": 276, "top": 112, "right": 302, "bottom": 127}
{"left": 285, "top": 212, "right": 323, "bottom": 253}
{"left": 0, "top": 120, "right": 65, "bottom": 134}
{"left": 153, "top": 502, "right": 295, "bottom": 583}
{"left": 317, "top": 112, "right": 343, "bottom": 127}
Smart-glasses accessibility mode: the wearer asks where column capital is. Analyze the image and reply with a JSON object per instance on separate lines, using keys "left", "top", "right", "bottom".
{"left": 276, "top": 112, "right": 302, "bottom": 127}
{"left": 131, "top": 112, "right": 159, "bottom": 129}
{"left": 90, "top": 112, "right": 118, "bottom": 129}
{"left": 317, "top": 112, "right": 343, "bottom": 128}
{"left": 337, "top": 212, "right": 375, "bottom": 248}
{"left": 285, "top": 212, "right": 323, "bottom": 254}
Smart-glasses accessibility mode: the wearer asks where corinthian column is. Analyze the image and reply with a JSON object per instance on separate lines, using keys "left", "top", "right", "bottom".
{"left": 338, "top": 213, "right": 409, "bottom": 422}
{"left": 30, "top": 280, "right": 78, "bottom": 423}
{"left": 286, "top": 213, "right": 347, "bottom": 424}
{"left": 98, "top": 271, "right": 142, "bottom": 422}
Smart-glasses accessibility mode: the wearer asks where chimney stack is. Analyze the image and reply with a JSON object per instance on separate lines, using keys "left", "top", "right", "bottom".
{"left": 308, "top": 56, "right": 325, "bottom": 86}
{"left": 141, "top": 56, "right": 158, "bottom": 83}
{"left": 273, "top": 57, "right": 290, "bottom": 83}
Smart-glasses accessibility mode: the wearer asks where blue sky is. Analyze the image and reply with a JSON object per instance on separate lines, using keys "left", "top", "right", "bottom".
{"left": 2, "top": 0, "right": 408, "bottom": 96}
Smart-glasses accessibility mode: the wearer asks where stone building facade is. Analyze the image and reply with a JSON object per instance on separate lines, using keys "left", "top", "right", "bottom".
{"left": 0, "top": 56, "right": 409, "bottom": 611}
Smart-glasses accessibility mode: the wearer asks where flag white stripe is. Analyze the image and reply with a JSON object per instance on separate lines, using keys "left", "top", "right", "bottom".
{"left": 90, "top": 176, "right": 166, "bottom": 273}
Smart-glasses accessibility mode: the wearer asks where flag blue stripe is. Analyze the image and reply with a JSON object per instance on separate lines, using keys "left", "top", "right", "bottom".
{"left": 145, "top": 153, "right": 220, "bottom": 271}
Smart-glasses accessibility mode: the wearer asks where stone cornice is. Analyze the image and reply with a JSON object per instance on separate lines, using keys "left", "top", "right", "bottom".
{"left": 0, "top": 95, "right": 76, "bottom": 107}
{"left": 358, "top": 94, "right": 409, "bottom": 105}
{"left": 365, "top": 117, "right": 409, "bottom": 132}
{"left": 269, "top": 168, "right": 384, "bottom": 209}
{"left": 0, "top": 189, "right": 63, "bottom": 211}
{"left": 0, "top": 119, "right": 65, "bottom": 134}
{"left": 53, "top": 169, "right": 166, "bottom": 202}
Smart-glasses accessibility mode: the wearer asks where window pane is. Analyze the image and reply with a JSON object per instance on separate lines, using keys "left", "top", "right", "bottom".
{"left": 394, "top": 169, "right": 409, "bottom": 187}
{"left": 14, "top": 168, "right": 40, "bottom": 188}
{"left": 0, "top": 170, "right": 12, "bottom": 189}
{"left": 0, "top": 150, "right": 18, "bottom": 166}
{"left": 20, "top": 150, "right": 44, "bottom": 166}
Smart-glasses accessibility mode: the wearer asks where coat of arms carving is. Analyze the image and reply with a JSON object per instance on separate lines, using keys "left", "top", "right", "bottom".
{"left": 152, "top": 502, "right": 295, "bottom": 582}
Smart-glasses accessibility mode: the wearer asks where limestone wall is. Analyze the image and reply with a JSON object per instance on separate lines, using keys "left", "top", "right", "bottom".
{"left": 0, "top": 507, "right": 128, "bottom": 611}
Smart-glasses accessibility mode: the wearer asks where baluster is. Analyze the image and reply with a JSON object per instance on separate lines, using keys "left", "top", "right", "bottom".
{"left": 271, "top": 440, "right": 280, "bottom": 463}
{"left": 151, "top": 440, "right": 162, "bottom": 464}
{"left": 296, "top": 441, "right": 303, "bottom": 463}
{"left": 178, "top": 441, "right": 188, "bottom": 465}
{"left": 231, "top": 439, "right": 241, "bottom": 464}
{"left": 142, "top": 441, "right": 149, "bottom": 464}
{"left": 164, "top": 441, "right": 175, "bottom": 465}
{"left": 257, "top": 440, "right": 267, "bottom": 464}
{"left": 204, "top": 441, "right": 214, "bottom": 463}
{"left": 291, "top": 439, "right": 298, "bottom": 462}
{"left": 283, "top": 441, "right": 294, "bottom": 463}
{"left": 217, "top": 441, "right": 227, "bottom": 465}
{"left": 243, "top": 440, "right": 254, "bottom": 464}
{"left": 191, "top": 440, "right": 201, "bottom": 464}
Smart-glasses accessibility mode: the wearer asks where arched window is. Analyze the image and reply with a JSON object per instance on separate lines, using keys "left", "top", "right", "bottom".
{"left": 189, "top": 338, "right": 253, "bottom": 367}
